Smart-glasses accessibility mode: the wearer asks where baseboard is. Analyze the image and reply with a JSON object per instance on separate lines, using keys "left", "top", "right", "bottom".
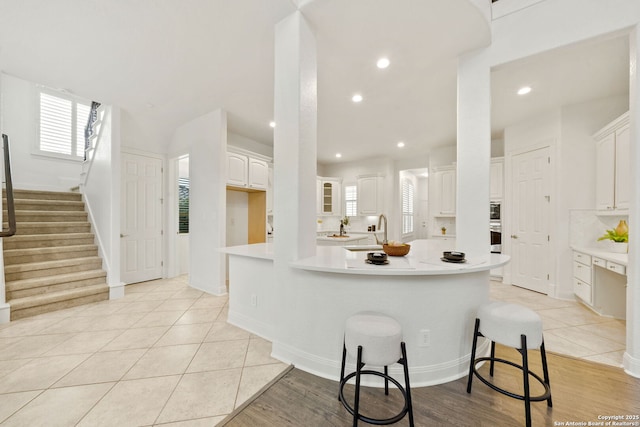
{"left": 0, "top": 303, "right": 10, "bottom": 324}
{"left": 109, "top": 282, "right": 125, "bottom": 299}
{"left": 623, "top": 351, "right": 640, "bottom": 378}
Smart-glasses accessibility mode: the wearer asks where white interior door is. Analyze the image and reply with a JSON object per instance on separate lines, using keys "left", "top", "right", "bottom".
{"left": 510, "top": 147, "right": 550, "bottom": 294}
{"left": 121, "top": 153, "right": 163, "bottom": 284}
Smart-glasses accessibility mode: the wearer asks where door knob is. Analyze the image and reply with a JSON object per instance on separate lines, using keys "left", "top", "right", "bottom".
{"left": 120, "top": 233, "right": 129, "bottom": 238}
{"left": 511, "top": 234, "right": 518, "bottom": 239}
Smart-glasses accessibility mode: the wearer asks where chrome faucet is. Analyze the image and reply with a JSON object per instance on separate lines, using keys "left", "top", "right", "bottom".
{"left": 377, "top": 214, "right": 388, "bottom": 245}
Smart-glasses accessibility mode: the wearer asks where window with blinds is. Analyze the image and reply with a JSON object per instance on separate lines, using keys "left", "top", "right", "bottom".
{"left": 344, "top": 185, "right": 357, "bottom": 217}
{"left": 178, "top": 177, "right": 190, "bottom": 234}
{"left": 402, "top": 179, "right": 414, "bottom": 234}
{"left": 38, "top": 90, "right": 91, "bottom": 159}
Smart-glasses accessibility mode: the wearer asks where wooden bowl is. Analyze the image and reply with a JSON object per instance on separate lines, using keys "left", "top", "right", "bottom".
{"left": 383, "top": 244, "right": 410, "bottom": 257}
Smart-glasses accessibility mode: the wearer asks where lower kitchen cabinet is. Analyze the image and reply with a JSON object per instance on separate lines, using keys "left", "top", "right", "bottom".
{"left": 572, "top": 249, "right": 626, "bottom": 319}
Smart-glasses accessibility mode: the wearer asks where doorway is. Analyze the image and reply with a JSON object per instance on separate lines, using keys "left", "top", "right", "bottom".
{"left": 120, "top": 152, "right": 164, "bottom": 284}
{"left": 509, "top": 146, "right": 551, "bottom": 294}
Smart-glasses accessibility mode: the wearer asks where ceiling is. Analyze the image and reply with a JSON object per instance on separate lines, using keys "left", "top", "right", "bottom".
{"left": 0, "top": 1, "right": 630, "bottom": 166}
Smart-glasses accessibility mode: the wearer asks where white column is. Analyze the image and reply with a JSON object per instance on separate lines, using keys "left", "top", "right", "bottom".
{"left": 188, "top": 109, "right": 227, "bottom": 295}
{"left": 272, "top": 11, "right": 317, "bottom": 352}
{"left": 456, "top": 49, "right": 491, "bottom": 257}
{"left": 624, "top": 26, "right": 640, "bottom": 378}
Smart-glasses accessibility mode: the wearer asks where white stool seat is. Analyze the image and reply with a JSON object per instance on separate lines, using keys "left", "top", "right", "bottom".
{"left": 345, "top": 313, "right": 402, "bottom": 367}
{"left": 478, "top": 301, "right": 543, "bottom": 351}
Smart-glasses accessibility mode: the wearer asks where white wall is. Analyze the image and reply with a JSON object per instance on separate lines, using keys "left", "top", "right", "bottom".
{"left": 84, "top": 106, "right": 122, "bottom": 295}
{"left": 171, "top": 109, "right": 227, "bottom": 295}
{"left": 226, "top": 190, "right": 249, "bottom": 246}
{"left": 228, "top": 132, "right": 273, "bottom": 159}
{"left": 0, "top": 73, "right": 83, "bottom": 191}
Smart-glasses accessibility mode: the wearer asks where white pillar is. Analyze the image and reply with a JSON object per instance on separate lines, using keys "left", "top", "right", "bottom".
{"left": 456, "top": 49, "right": 491, "bottom": 257}
{"left": 188, "top": 109, "right": 227, "bottom": 295}
{"left": 624, "top": 26, "right": 640, "bottom": 378}
{"left": 272, "top": 11, "right": 317, "bottom": 352}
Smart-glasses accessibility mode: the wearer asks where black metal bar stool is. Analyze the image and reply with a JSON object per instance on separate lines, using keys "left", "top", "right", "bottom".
{"left": 338, "top": 313, "right": 414, "bottom": 427}
{"left": 467, "top": 301, "right": 552, "bottom": 427}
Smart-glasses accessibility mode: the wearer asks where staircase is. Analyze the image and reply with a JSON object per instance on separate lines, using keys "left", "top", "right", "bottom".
{"left": 2, "top": 189, "right": 109, "bottom": 320}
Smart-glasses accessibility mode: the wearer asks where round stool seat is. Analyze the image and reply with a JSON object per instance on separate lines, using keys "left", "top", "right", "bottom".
{"left": 478, "top": 301, "right": 543, "bottom": 349}
{"left": 345, "top": 313, "right": 402, "bottom": 366}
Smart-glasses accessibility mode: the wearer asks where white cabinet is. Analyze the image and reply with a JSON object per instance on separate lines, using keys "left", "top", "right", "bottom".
{"left": 248, "top": 158, "right": 268, "bottom": 189}
{"left": 227, "top": 152, "right": 248, "bottom": 188}
{"left": 433, "top": 166, "right": 456, "bottom": 216}
{"left": 266, "top": 165, "right": 274, "bottom": 215}
{"left": 490, "top": 158, "right": 504, "bottom": 200}
{"left": 357, "top": 175, "right": 384, "bottom": 216}
{"left": 572, "top": 251, "right": 592, "bottom": 305}
{"left": 226, "top": 149, "right": 270, "bottom": 190}
{"left": 317, "top": 177, "right": 342, "bottom": 216}
{"left": 594, "top": 112, "right": 629, "bottom": 213}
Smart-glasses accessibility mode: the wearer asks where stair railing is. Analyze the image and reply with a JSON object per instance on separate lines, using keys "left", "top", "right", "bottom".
{"left": 0, "top": 134, "right": 16, "bottom": 238}
{"left": 81, "top": 102, "right": 104, "bottom": 188}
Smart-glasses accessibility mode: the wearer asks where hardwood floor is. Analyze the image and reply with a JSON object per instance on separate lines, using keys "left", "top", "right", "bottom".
{"left": 220, "top": 345, "right": 640, "bottom": 426}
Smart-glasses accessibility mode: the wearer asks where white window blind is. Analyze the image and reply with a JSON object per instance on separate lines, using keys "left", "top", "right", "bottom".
{"left": 344, "top": 185, "right": 357, "bottom": 217}
{"left": 39, "top": 91, "right": 91, "bottom": 159}
{"left": 402, "top": 179, "right": 414, "bottom": 234}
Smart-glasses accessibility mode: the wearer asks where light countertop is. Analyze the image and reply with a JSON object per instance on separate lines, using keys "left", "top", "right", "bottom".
{"left": 316, "top": 234, "right": 369, "bottom": 242}
{"left": 292, "top": 239, "right": 509, "bottom": 276}
{"left": 571, "top": 245, "right": 628, "bottom": 266}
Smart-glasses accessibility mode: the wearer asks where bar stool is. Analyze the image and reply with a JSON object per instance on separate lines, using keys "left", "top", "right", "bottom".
{"left": 338, "top": 313, "right": 414, "bottom": 427}
{"left": 467, "top": 301, "right": 553, "bottom": 427}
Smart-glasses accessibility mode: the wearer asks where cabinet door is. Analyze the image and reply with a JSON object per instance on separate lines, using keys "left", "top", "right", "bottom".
{"left": 227, "top": 153, "right": 248, "bottom": 187}
{"left": 248, "top": 158, "right": 268, "bottom": 190}
{"left": 331, "top": 181, "right": 342, "bottom": 217}
{"left": 614, "top": 125, "right": 630, "bottom": 210}
{"left": 595, "top": 134, "right": 615, "bottom": 211}
{"left": 358, "top": 176, "right": 379, "bottom": 215}
{"left": 490, "top": 160, "right": 504, "bottom": 200}
{"left": 436, "top": 169, "right": 456, "bottom": 215}
{"left": 266, "top": 166, "right": 274, "bottom": 214}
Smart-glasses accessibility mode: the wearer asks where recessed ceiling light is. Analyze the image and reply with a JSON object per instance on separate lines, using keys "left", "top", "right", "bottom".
{"left": 517, "top": 86, "right": 532, "bottom": 95}
{"left": 397, "top": 141, "right": 405, "bottom": 148}
{"left": 269, "top": 121, "right": 276, "bottom": 128}
{"left": 352, "top": 94, "right": 363, "bottom": 103}
{"left": 335, "top": 153, "right": 342, "bottom": 158}
{"left": 377, "top": 57, "right": 390, "bottom": 69}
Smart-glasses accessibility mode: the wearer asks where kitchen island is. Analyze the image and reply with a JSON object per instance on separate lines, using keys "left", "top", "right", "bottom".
{"left": 221, "top": 239, "right": 509, "bottom": 386}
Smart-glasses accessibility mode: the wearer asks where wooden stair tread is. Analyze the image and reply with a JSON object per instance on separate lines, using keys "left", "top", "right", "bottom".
{"left": 4, "top": 256, "right": 102, "bottom": 273}
{"left": 3, "top": 244, "right": 97, "bottom": 257}
{"left": 6, "top": 269, "right": 107, "bottom": 291}
{"left": 9, "top": 284, "right": 109, "bottom": 310}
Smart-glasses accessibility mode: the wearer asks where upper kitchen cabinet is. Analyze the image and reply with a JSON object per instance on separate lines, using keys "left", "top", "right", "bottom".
{"left": 432, "top": 166, "right": 456, "bottom": 216}
{"left": 226, "top": 147, "right": 270, "bottom": 190}
{"left": 357, "top": 174, "right": 384, "bottom": 216}
{"left": 266, "top": 165, "right": 274, "bottom": 215}
{"left": 317, "top": 176, "right": 342, "bottom": 216}
{"left": 594, "top": 112, "right": 629, "bottom": 214}
{"left": 490, "top": 157, "right": 504, "bottom": 201}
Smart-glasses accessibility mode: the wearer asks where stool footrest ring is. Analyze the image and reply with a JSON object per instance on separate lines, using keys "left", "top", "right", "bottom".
{"left": 339, "top": 370, "right": 409, "bottom": 425}
{"left": 472, "top": 356, "right": 551, "bottom": 402}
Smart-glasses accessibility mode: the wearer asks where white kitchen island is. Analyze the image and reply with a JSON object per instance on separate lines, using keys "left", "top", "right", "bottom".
{"left": 221, "top": 239, "right": 509, "bottom": 387}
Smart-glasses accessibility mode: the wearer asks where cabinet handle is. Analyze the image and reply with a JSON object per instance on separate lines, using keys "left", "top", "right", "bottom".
{"left": 511, "top": 235, "right": 518, "bottom": 239}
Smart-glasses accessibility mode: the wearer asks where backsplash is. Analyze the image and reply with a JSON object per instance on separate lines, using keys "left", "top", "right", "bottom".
{"left": 569, "top": 209, "right": 628, "bottom": 248}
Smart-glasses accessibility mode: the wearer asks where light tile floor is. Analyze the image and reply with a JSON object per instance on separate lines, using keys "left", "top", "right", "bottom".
{"left": 0, "top": 276, "right": 288, "bottom": 426}
{"left": 491, "top": 281, "right": 626, "bottom": 367}
{"left": 0, "top": 277, "right": 627, "bottom": 426}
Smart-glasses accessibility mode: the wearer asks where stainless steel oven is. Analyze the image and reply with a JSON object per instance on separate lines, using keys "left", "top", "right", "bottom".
{"left": 490, "top": 202, "right": 501, "bottom": 221}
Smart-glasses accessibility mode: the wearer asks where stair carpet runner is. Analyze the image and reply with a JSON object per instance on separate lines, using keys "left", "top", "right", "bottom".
{"left": 2, "top": 189, "right": 108, "bottom": 320}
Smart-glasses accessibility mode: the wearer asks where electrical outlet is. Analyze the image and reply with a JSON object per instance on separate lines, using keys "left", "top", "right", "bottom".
{"left": 418, "top": 329, "right": 430, "bottom": 347}
{"left": 250, "top": 294, "right": 257, "bottom": 307}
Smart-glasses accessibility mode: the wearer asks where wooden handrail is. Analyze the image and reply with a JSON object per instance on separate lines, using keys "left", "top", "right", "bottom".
{"left": 1, "top": 134, "right": 17, "bottom": 237}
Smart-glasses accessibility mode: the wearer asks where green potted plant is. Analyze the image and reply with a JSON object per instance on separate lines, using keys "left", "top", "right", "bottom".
{"left": 597, "top": 219, "right": 628, "bottom": 253}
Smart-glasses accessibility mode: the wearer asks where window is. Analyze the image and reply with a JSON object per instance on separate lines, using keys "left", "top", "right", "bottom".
{"left": 344, "top": 185, "right": 357, "bottom": 217}
{"left": 402, "top": 179, "right": 414, "bottom": 234}
{"left": 38, "top": 90, "right": 91, "bottom": 159}
{"left": 178, "top": 177, "right": 190, "bottom": 233}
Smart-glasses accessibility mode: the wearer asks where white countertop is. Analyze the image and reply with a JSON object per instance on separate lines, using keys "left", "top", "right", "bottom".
{"left": 292, "top": 239, "right": 510, "bottom": 276}
{"left": 220, "top": 243, "right": 274, "bottom": 260}
{"left": 571, "top": 245, "right": 628, "bottom": 266}
{"left": 316, "top": 234, "right": 369, "bottom": 242}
